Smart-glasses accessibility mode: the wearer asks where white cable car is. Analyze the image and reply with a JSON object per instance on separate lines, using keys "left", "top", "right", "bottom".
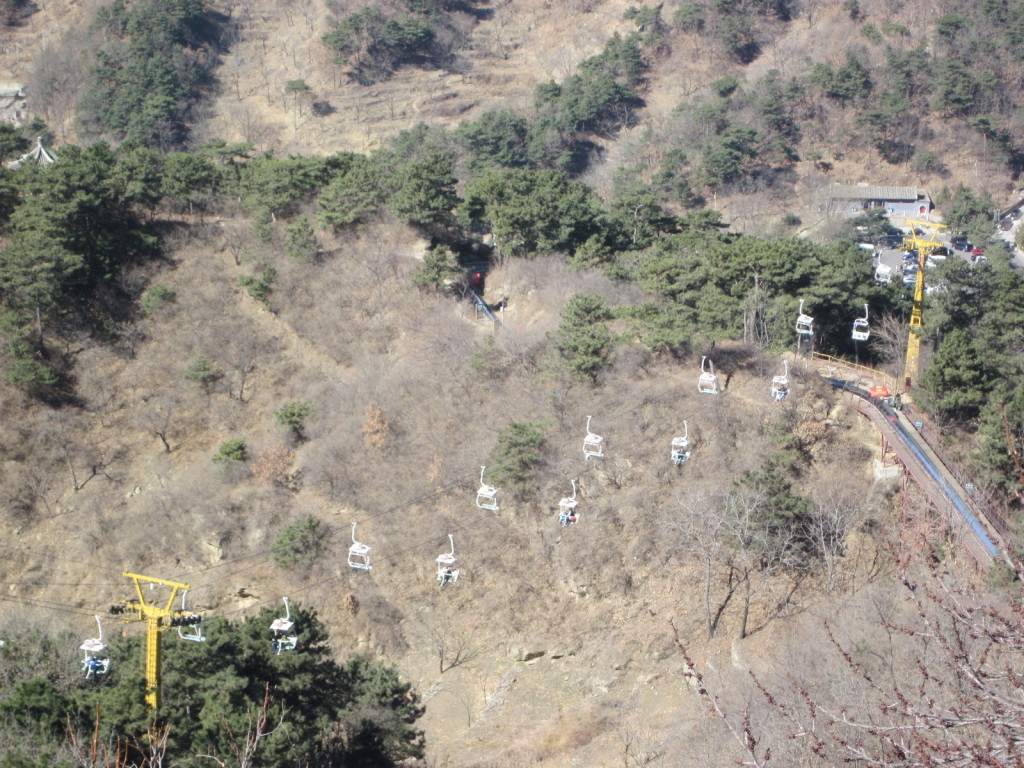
{"left": 852, "top": 304, "right": 870, "bottom": 342}
{"left": 771, "top": 360, "right": 789, "bottom": 401}
{"left": 795, "top": 299, "right": 814, "bottom": 336}
{"left": 436, "top": 534, "right": 460, "bottom": 586}
{"left": 671, "top": 421, "right": 691, "bottom": 464}
{"left": 80, "top": 615, "right": 110, "bottom": 677}
{"left": 476, "top": 466, "right": 499, "bottom": 511}
{"left": 698, "top": 356, "right": 718, "bottom": 395}
{"left": 583, "top": 415, "right": 604, "bottom": 460}
{"left": 176, "top": 589, "right": 205, "bottom": 642}
{"left": 270, "top": 597, "right": 298, "bottom": 655}
{"left": 874, "top": 263, "right": 892, "bottom": 285}
{"left": 348, "top": 521, "right": 372, "bottom": 571}
{"left": 558, "top": 479, "right": 579, "bottom": 526}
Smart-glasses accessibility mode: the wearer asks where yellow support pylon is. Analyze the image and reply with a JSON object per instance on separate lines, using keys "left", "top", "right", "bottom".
{"left": 900, "top": 219, "right": 947, "bottom": 389}
{"left": 117, "top": 573, "right": 199, "bottom": 712}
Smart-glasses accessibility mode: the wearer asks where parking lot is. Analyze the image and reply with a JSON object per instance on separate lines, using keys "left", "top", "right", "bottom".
{"left": 869, "top": 231, "right": 995, "bottom": 289}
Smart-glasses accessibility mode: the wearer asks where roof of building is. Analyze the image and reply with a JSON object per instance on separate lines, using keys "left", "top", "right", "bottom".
{"left": 6, "top": 137, "right": 56, "bottom": 170}
{"left": 829, "top": 183, "right": 928, "bottom": 202}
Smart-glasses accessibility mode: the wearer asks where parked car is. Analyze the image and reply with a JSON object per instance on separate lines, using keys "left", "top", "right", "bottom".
{"left": 971, "top": 246, "right": 986, "bottom": 256}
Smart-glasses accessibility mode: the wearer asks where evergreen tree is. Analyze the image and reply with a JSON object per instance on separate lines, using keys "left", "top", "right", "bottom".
{"left": 552, "top": 293, "right": 614, "bottom": 381}
{"left": 489, "top": 421, "right": 547, "bottom": 496}
{"left": 64, "top": 605, "right": 425, "bottom": 767}
{"left": 919, "top": 328, "right": 997, "bottom": 421}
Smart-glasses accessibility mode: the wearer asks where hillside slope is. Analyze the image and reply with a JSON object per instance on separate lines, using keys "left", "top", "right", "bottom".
{"left": 1, "top": 0, "right": 1015, "bottom": 765}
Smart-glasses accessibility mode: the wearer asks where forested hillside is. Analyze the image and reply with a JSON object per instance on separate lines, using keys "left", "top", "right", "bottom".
{"left": 3, "top": 0, "right": 1024, "bottom": 766}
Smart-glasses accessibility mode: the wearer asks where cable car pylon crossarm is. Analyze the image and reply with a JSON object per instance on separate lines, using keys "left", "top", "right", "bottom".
{"left": 117, "top": 572, "right": 201, "bottom": 712}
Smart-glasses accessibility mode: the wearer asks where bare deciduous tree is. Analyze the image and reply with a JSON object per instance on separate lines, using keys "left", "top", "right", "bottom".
{"left": 665, "top": 487, "right": 732, "bottom": 639}
{"left": 804, "top": 477, "right": 869, "bottom": 591}
{"left": 423, "top": 609, "right": 481, "bottom": 675}
{"left": 677, "top": 557, "right": 1024, "bottom": 767}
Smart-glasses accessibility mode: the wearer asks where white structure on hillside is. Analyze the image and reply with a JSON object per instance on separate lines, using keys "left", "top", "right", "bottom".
{"left": 6, "top": 136, "right": 55, "bottom": 170}
{"left": 0, "top": 82, "right": 26, "bottom": 126}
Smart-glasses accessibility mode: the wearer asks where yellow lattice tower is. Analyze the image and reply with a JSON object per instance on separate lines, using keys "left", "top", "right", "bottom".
{"left": 115, "top": 573, "right": 201, "bottom": 712}
{"left": 901, "top": 219, "right": 947, "bottom": 389}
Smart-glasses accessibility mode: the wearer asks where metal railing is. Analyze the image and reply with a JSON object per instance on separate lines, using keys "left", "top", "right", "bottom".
{"left": 810, "top": 352, "right": 896, "bottom": 389}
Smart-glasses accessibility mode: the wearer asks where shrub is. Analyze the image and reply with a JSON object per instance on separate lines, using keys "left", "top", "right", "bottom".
{"left": 213, "top": 438, "right": 247, "bottom": 464}
{"left": 276, "top": 400, "right": 313, "bottom": 440}
{"left": 272, "top": 515, "right": 329, "bottom": 569}
{"left": 238, "top": 267, "right": 277, "bottom": 308}
{"left": 411, "top": 247, "right": 463, "bottom": 291}
{"left": 139, "top": 284, "right": 176, "bottom": 315}
{"left": 4, "top": 339, "right": 57, "bottom": 395}
{"left": 284, "top": 217, "right": 318, "bottom": 261}
{"left": 182, "top": 353, "right": 220, "bottom": 391}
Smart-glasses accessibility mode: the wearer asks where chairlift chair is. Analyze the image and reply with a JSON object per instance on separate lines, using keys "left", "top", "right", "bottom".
{"left": 795, "top": 299, "right": 814, "bottom": 336}
{"left": 583, "top": 415, "right": 604, "bottom": 460}
{"left": 436, "top": 534, "right": 460, "bottom": 585}
{"left": 176, "top": 589, "right": 205, "bottom": 642}
{"left": 698, "top": 356, "right": 719, "bottom": 395}
{"left": 270, "top": 597, "right": 298, "bottom": 655}
{"left": 80, "top": 615, "right": 110, "bottom": 677}
{"left": 348, "top": 521, "right": 372, "bottom": 571}
{"left": 558, "top": 479, "right": 579, "bottom": 526}
{"left": 671, "top": 421, "right": 691, "bottom": 464}
{"left": 771, "top": 360, "right": 789, "bottom": 401}
{"left": 852, "top": 304, "right": 870, "bottom": 342}
{"left": 475, "top": 466, "right": 499, "bottom": 511}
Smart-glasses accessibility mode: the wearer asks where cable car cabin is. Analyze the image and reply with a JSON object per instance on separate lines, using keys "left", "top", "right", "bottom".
{"left": 80, "top": 638, "right": 109, "bottom": 677}
{"left": 436, "top": 534, "right": 459, "bottom": 586}
{"left": 270, "top": 597, "right": 298, "bottom": 655}
{"left": 80, "top": 615, "right": 110, "bottom": 677}
{"left": 852, "top": 304, "right": 870, "bottom": 342}
{"left": 771, "top": 360, "right": 789, "bottom": 401}
{"left": 671, "top": 436, "right": 691, "bottom": 465}
{"left": 558, "top": 479, "right": 579, "bottom": 525}
{"left": 176, "top": 590, "right": 205, "bottom": 642}
{"left": 795, "top": 299, "right": 814, "bottom": 336}
{"left": 583, "top": 415, "right": 604, "bottom": 459}
{"left": 271, "top": 620, "right": 298, "bottom": 655}
{"left": 671, "top": 421, "right": 691, "bottom": 464}
{"left": 348, "top": 522, "right": 372, "bottom": 571}
{"left": 476, "top": 466, "right": 499, "bottom": 511}
{"left": 698, "top": 356, "right": 718, "bottom": 395}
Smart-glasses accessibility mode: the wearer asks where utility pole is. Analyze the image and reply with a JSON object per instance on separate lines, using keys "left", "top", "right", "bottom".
{"left": 112, "top": 573, "right": 203, "bottom": 712}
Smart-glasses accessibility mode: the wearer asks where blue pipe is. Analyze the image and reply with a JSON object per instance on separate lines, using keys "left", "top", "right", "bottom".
{"left": 825, "top": 379, "right": 999, "bottom": 558}
{"left": 468, "top": 288, "right": 499, "bottom": 323}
